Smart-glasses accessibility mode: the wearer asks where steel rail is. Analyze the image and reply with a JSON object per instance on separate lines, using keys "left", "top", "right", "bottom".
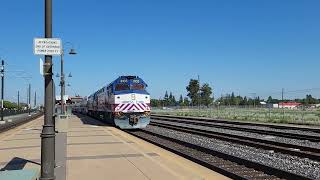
{"left": 151, "top": 115, "right": 320, "bottom": 141}
{"left": 149, "top": 121, "right": 320, "bottom": 161}
{"left": 127, "top": 129, "right": 311, "bottom": 180}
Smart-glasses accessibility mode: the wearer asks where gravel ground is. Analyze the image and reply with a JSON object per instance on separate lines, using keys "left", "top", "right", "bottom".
{"left": 145, "top": 125, "right": 320, "bottom": 179}
{"left": 152, "top": 119, "right": 320, "bottom": 149}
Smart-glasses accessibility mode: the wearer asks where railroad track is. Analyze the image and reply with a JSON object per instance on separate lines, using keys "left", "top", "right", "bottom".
{"left": 151, "top": 114, "right": 320, "bottom": 142}
{"left": 149, "top": 121, "right": 320, "bottom": 161}
{"left": 127, "top": 128, "right": 311, "bottom": 180}
{"left": 84, "top": 113, "right": 319, "bottom": 179}
{"left": 0, "top": 112, "right": 43, "bottom": 133}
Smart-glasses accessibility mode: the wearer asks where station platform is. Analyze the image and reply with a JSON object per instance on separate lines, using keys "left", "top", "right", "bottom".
{"left": 0, "top": 115, "right": 228, "bottom": 180}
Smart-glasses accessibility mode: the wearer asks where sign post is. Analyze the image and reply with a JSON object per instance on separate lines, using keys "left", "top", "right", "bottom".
{"left": 37, "top": 1, "right": 57, "bottom": 179}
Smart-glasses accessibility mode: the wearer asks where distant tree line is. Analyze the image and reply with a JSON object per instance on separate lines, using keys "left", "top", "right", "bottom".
{"left": 2, "top": 101, "right": 27, "bottom": 110}
{"left": 217, "top": 93, "right": 320, "bottom": 106}
{"left": 217, "top": 92, "right": 262, "bottom": 106}
{"left": 150, "top": 91, "right": 191, "bottom": 107}
{"left": 150, "top": 79, "right": 214, "bottom": 107}
{"left": 151, "top": 83, "right": 320, "bottom": 108}
{"left": 294, "top": 94, "right": 319, "bottom": 105}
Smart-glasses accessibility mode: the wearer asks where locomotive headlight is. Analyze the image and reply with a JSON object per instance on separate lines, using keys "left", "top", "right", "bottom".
{"left": 144, "top": 111, "right": 151, "bottom": 116}
{"left": 114, "top": 112, "right": 123, "bottom": 118}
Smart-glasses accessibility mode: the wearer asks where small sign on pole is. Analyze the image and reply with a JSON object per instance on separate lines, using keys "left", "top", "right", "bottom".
{"left": 34, "top": 38, "right": 62, "bottom": 56}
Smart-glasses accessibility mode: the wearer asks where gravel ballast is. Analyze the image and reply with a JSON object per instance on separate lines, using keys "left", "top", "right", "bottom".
{"left": 145, "top": 125, "right": 320, "bottom": 179}
{"left": 152, "top": 119, "right": 320, "bottom": 149}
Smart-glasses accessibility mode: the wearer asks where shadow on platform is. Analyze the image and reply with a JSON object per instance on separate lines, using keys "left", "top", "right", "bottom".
{"left": 0, "top": 157, "right": 40, "bottom": 171}
{"left": 73, "top": 113, "right": 112, "bottom": 127}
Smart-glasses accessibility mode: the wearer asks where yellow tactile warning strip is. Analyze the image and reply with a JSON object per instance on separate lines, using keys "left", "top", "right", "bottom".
{"left": 67, "top": 115, "right": 229, "bottom": 180}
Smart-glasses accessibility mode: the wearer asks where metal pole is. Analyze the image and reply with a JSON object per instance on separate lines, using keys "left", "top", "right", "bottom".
{"left": 35, "top": 91, "right": 37, "bottom": 108}
{"left": 198, "top": 75, "right": 200, "bottom": 109}
{"left": 40, "top": 0, "right": 55, "bottom": 179}
{"left": 1, "top": 60, "right": 4, "bottom": 121}
{"left": 60, "top": 51, "right": 65, "bottom": 114}
{"left": 29, "top": 84, "right": 31, "bottom": 115}
{"left": 18, "top": 91, "right": 20, "bottom": 111}
{"left": 282, "top": 88, "right": 284, "bottom": 119}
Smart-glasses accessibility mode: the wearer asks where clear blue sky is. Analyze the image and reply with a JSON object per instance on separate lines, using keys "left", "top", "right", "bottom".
{"left": 1, "top": 0, "right": 320, "bottom": 104}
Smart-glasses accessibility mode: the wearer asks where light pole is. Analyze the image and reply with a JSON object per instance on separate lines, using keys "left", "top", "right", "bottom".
{"left": 198, "top": 75, "right": 201, "bottom": 110}
{"left": 40, "top": 0, "right": 55, "bottom": 179}
{"left": 58, "top": 43, "right": 76, "bottom": 114}
{"left": 28, "top": 84, "right": 31, "bottom": 116}
{"left": 1, "top": 60, "right": 4, "bottom": 121}
{"left": 34, "top": 91, "right": 37, "bottom": 108}
{"left": 17, "top": 91, "right": 20, "bottom": 111}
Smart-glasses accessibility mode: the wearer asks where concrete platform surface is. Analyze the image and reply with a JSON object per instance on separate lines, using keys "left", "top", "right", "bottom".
{"left": 0, "top": 115, "right": 229, "bottom": 180}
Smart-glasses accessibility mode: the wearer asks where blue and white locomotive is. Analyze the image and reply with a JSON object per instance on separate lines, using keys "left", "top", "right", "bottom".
{"left": 87, "top": 76, "right": 151, "bottom": 129}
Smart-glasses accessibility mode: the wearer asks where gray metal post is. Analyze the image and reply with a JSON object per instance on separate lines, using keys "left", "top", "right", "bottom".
{"left": 35, "top": 91, "right": 37, "bottom": 108}
{"left": 282, "top": 88, "right": 284, "bottom": 119}
{"left": 18, "top": 91, "right": 20, "bottom": 110}
{"left": 29, "top": 84, "right": 31, "bottom": 115}
{"left": 1, "top": 60, "right": 4, "bottom": 121}
{"left": 60, "top": 51, "right": 65, "bottom": 114}
{"left": 40, "top": 0, "right": 56, "bottom": 179}
{"left": 198, "top": 75, "right": 200, "bottom": 109}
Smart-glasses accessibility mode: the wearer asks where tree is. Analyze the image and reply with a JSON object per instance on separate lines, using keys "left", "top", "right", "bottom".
{"left": 186, "top": 79, "right": 200, "bottom": 106}
{"left": 171, "top": 92, "right": 177, "bottom": 106}
{"left": 183, "top": 97, "right": 190, "bottom": 106}
{"left": 305, "top": 94, "right": 318, "bottom": 105}
{"left": 178, "top": 95, "right": 183, "bottom": 106}
{"left": 164, "top": 91, "right": 169, "bottom": 106}
{"left": 3, "top": 101, "right": 18, "bottom": 109}
{"left": 200, "top": 83, "right": 213, "bottom": 106}
{"left": 150, "top": 99, "right": 161, "bottom": 107}
{"left": 168, "top": 92, "right": 176, "bottom": 106}
{"left": 241, "top": 96, "right": 248, "bottom": 105}
{"left": 267, "top": 96, "right": 273, "bottom": 103}
{"left": 169, "top": 92, "right": 173, "bottom": 101}
{"left": 235, "top": 95, "right": 242, "bottom": 106}
{"left": 230, "top": 92, "right": 236, "bottom": 105}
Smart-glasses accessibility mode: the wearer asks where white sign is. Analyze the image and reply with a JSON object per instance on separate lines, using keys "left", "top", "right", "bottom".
{"left": 34, "top": 38, "right": 62, "bottom": 56}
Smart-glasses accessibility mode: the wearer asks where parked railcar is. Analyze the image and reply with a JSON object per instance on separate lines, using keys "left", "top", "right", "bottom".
{"left": 87, "top": 76, "right": 151, "bottom": 129}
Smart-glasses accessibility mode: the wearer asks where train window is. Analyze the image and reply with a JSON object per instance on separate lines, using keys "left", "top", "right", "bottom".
{"left": 131, "top": 84, "right": 144, "bottom": 90}
{"left": 115, "top": 84, "right": 130, "bottom": 91}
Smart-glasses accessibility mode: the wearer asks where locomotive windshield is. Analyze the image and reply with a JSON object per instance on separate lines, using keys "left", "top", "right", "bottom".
{"left": 131, "top": 84, "right": 145, "bottom": 90}
{"left": 115, "top": 84, "right": 130, "bottom": 91}
{"left": 114, "top": 77, "right": 148, "bottom": 93}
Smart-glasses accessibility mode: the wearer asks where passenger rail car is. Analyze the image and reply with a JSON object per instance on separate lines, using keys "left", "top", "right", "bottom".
{"left": 87, "top": 76, "right": 151, "bottom": 129}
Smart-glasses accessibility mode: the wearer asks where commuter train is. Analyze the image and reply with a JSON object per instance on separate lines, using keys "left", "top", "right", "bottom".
{"left": 87, "top": 76, "right": 151, "bottom": 129}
